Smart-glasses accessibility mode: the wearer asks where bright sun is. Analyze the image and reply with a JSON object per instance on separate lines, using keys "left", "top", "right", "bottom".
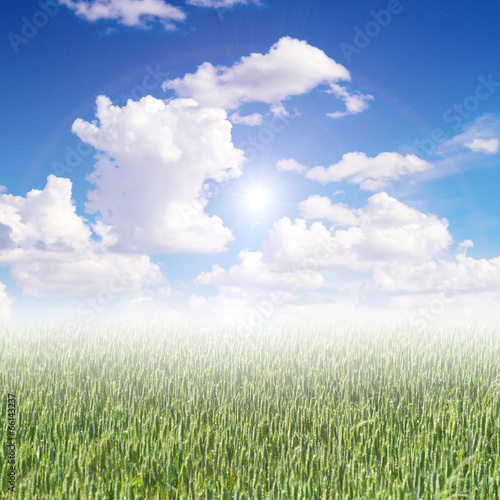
{"left": 247, "top": 188, "right": 270, "bottom": 210}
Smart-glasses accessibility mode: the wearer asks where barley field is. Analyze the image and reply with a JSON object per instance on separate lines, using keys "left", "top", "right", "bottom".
{"left": 1, "top": 320, "right": 499, "bottom": 499}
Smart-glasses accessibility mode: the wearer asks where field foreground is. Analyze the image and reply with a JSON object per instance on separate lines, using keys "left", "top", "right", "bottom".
{"left": 1, "top": 320, "right": 500, "bottom": 499}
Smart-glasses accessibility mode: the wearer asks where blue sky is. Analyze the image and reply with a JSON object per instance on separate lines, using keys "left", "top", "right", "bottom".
{"left": 0, "top": 0, "right": 499, "bottom": 324}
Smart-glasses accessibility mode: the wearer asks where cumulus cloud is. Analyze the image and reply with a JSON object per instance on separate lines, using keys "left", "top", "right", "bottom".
{"left": 281, "top": 152, "right": 432, "bottom": 191}
{"left": 0, "top": 175, "right": 165, "bottom": 300}
{"left": 196, "top": 193, "right": 452, "bottom": 303}
{"left": 326, "top": 84, "right": 374, "bottom": 119}
{"left": 228, "top": 111, "right": 264, "bottom": 126}
{"left": 196, "top": 191, "right": 500, "bottom": 316}
{"left": 0, "top": 175, "right": 91, "bottom": 252}
{"left": 6, "top": 249, "right": 164, "bottom": 300}
{"left": 72, "top": 95, "right": 245, "bottom": 253}
{"left": 371, "top": 252, "right": 500, "bottom": 296}
{"left": 163, "top": 37, "right": 365, "bottom": 118}
{"left": 195, "top": 190, "right": 500, "bottom": 319}
{"left": 276, "top": 158, "right": 307, "bottom": 174}
{"left": 263, "top": 193, "right": 451, "bottom": 268}
{"left": 299, "top": 195, "right": 359, "bottom": 226}
{"left": 58, "top": 0, "right": 186, "bottom": 29}
{"left": 0, "top": 223, "right": 15, "bottom": 250}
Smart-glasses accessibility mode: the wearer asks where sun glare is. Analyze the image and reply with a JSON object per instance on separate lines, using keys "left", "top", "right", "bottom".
{"left": 247, "top": 188, "right": 270, "bottom": 210}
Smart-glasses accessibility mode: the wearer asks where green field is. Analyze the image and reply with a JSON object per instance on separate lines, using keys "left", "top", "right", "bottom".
{"left": 1, "top": 321, "right": 499, "bottom": 499}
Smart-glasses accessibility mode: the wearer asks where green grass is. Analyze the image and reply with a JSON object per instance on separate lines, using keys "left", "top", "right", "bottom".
{"left": 1, "top": 320, "right": 499, "bottom": 499}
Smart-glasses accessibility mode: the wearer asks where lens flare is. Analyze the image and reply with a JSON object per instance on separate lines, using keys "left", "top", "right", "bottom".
{"left": 247, "top": 188, "right": 270, "bottom": 210}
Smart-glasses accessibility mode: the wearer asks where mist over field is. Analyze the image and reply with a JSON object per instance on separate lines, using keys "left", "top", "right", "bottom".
{"left": 2, "top": 320, "right": 500, "bottom": 498}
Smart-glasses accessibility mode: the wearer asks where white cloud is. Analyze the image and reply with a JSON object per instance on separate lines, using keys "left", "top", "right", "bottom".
{"left": 303, "top": 152, "right": 432, "bottom": 190}
{"left": 371, "top": 252, "right": 500, "bottom": 296}
{"left": 459, "top": 239, "right": 474, "bottom": 251}
{"left": 72, "top": 95, "right": 246, "bottom": 253}
{"left": 465, "top": 138, "right": 499, "bottom": 154}
{"left": 0, "top": 282, "right": 13, "bottom": 319}
{"left": 326, "top": 83, "right": 374, "bottom": 119}
{"left": 262, "top": 193, "right": 451, "bottom": 268}
{"left": 7, "top": 249, "right": 164, "bottom": 300}
{"left": 186, "top": 0, "right": 259, "bottom": 7}
{"left": 0, "top": 176, "right": 165, "bottom": 301}
{"left": 268, "top": 195, "right": 500, "bottom": 315}
{"left": 0, "top": 175, "right": 91, "bottom": 251}
{"left": 299, "top": 195, "right": 359, "bottom": 226}
{"left": 193, "top": 192, "right": 500, "bottom": 319}
{"left": 437, "top": 114, "right": 500, "bottom": 156}
{"left": 229, "top": 111, "right": 264, "bottom": 126}
{"left": 195, "top": 250, "right": 323, "bottom": 291}
{"left": 163, "top": 37, "right": 361, "bottom": 118}
{"left": 195, "top": 193, "right": 452, "bottom": 306}
{"left": 276, "top": 158, "right": 307, "bottom": 174}
{"left": 405, "top": 115, "right": 500, "bottom": 184}
{"left": 270, "top": 103, "right": 289, "bottom": 117}
{"left": 58, "top": 0, "right": 186, "bottom": 29}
